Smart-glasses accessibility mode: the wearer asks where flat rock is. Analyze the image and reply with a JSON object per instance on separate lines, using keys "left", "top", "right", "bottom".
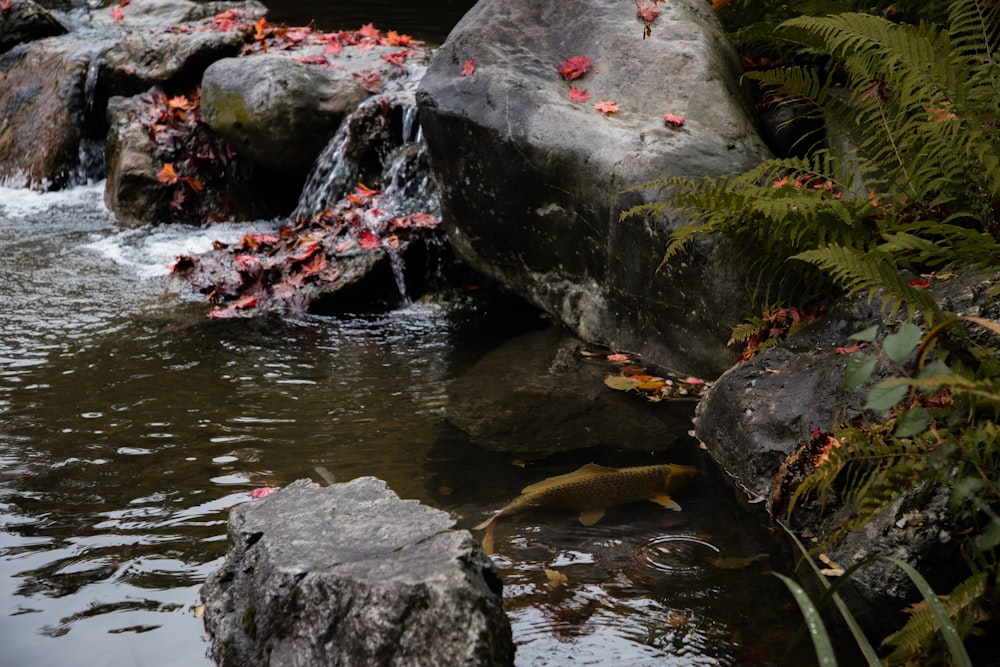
{"left": 201, "top": 477, "right": 514, "bottom": 667}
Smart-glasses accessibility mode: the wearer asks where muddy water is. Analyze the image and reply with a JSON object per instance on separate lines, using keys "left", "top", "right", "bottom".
{"left": 0, "top": 184, "right": 815, "bottom": 666}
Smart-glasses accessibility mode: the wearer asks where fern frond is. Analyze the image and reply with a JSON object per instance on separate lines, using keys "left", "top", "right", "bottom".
{"left": 882, "top": 571, "right": 988, "bottom": 664}
{"left": 792, "top": 245, "right": 947, "bottom": 324}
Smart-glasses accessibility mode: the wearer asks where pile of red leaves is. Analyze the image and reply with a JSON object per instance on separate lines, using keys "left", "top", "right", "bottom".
{"left": 140, "top": 88, "right": 238, "bottom": 222}
{"left": 171, "top": 183, "right": 440, "bottom": 318}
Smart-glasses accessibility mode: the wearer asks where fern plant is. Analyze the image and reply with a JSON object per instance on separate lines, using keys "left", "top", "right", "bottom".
{"left": 624, "top": 0, "right": 1000, "bottom": 322}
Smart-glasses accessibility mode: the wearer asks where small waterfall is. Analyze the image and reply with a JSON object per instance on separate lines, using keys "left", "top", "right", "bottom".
{"left": 293, "top": 88, "right": 439, "bottom": 221}
{"left": 385, "top": 246, "right": 411, "bottom": 305}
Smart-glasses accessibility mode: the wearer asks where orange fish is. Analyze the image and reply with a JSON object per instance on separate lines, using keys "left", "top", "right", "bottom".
{"left": 473, "top": 463, "right": 699, "bottom": 553}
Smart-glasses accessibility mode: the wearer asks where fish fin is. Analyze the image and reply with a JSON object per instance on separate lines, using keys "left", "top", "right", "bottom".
{"left": 481, "top": 522, "right": 496, "bottom": 554}
{"left": 578, "top": 509, "right": 606, "bottom": 526}
{"left": 648, "top": 494, "right": 682, "bottom": 511}
{"left": 521, "top": 463, "right": 616, "bottom": 493}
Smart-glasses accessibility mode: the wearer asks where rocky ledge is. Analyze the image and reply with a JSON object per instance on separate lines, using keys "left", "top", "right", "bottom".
{"left": 201, "top": 477, "right": 514, "bottom": 667}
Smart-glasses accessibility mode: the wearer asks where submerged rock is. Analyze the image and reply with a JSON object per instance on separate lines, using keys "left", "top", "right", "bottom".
{"left": 201, "top": 477, "right": 514, "bottom": 667}
{"left": 447, "top": 326, "right": 696, "bottom": 456}
{"left": 417, "top": 0, "right": 772, "bottom": 378}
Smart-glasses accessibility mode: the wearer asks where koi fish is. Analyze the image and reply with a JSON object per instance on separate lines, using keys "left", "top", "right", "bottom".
{"left": 473, "top": 462, "right": 699, "bottom": 553}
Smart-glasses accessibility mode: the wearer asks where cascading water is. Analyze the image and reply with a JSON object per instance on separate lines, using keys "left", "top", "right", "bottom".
{"left": 293, "top": 67, "right": 439, "bottom": 221}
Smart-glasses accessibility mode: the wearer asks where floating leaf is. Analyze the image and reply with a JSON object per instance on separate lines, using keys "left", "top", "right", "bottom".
{"left": 544, "top": 568, "right": 568, "bottom": 587}
{"left": 604, "top": 374, "right": 640, "bottom": 391}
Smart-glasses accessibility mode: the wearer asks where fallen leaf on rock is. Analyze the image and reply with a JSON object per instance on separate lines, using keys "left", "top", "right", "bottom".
{"left": 358, "top": 230, "right": 381, "bottom": 250}
{"left": 636, "top": 2, "right": 661, "bottom": 22}
{"left": 249, "top": 486, "right": 280, "bottom": 499}
{"left": 292, "top": 54, "right": 330, "bottom": 66}
{"left": 387, "top": 30, "right": 413, "bottom": 46}
{"left": 381, "top": 50, "right": 409, "bottom": 66}
{"left": 594, "top": 100, "right": 619, "bottom": 115}
{"left": 193, "top": 603, "right": 205, "bottom": 618}
{"left": 606, "top": 353, "right": 630, "bottom": 363}
{"left": 836, "top": 341, "right": 869, "bottom": 355}
{"left": 110, "top": 5, "right": 124, "bottom": 21}
{"left": 460, "top": 59, "right": 476, "bottom": 76}
{"left": 557, "top": 55, "right": 592, "bottom": 81}
{"left": 157, "top": 163, "right": 179, "bottom": 185}
{"left": 353, "top": 69, "right": 384, "bottom": 93}
{"left": 568, "top": 86, "right": 590, "bottom": 103}
{"left": 663, "top": 112, "right": 686, "bottom": 127}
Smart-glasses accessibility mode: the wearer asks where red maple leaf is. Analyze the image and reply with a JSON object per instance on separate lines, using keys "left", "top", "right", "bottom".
{"left": 110, "top": 6, "right": 124, "bottom": 21}
{"left": 568, "top": 86, "right": 590, "bottom": 102}
{"left": 381, "top": 51, "right": 409, "bottom": 66}
{"left": 292, "top": 54, "right": 330, "bottom": 66}
{"left": 387, "top": 31, "right": 414, "bottom": 46}
{"left": 156, "top": 163, "right": 179, "bottom": 185}
{"left": 594, "top": 100, "right": 619, "bottom": 114}
{"left": 460, "top": 60, "right": 476, "bottom": 77}
{"left": 0, "top": 0, "right": 13, "bottom": 12}
{"left": 835, "top": 341, "right": 869, "bottom": 355}
{"left": 636, "top": 3, "right": 661, "bottom": 22}
{"left": 557, "top": 55, "right": 591, "bottom": 81}
{"left": 323, "top": 38, "right": 344, "bottom": 55}
{"left": 357, "top": 23, "right": 381, "bottom": 40}
{"left": 353, "top": 70, "right": 384, "bottom": 93}
{"left": 249, "top": 486, "right": 279, "bottom": 499}
{"left": 358, "top": 231, "right": 381, "bottom": 250}
{"left": 663, "top": 111, "right": 685, "bottom": 127}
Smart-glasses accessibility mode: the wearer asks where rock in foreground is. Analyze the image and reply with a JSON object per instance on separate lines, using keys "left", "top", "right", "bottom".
{"left": 201, "top": 477, "right": 514, "bottom": 667}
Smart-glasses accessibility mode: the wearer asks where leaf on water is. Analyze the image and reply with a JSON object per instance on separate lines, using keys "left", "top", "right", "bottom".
{"left": 594, "top": 100, "right": 619, "bottom": 115}
{"left": 557, "top": 55, "right": 592, "bottom": 81}
{"left": 544, "top": 568, "right": 568, "bottom": 587}
{"left": 460, "top": 59, "right": 476, "bottom": 77}
{"left": 604, "top": 374, "right": 640, "bottom": 391}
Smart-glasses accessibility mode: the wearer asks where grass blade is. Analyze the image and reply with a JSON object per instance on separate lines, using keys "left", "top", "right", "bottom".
{"left": 773, "top": 572, "right": 839, "bottom": 667}
{"left": 878, "top": 557, "right": 972, "bottom": 667}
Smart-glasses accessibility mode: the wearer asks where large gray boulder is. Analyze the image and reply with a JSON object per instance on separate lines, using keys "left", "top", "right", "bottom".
{"left": 417, "top": 0, "right": 772, "bottom": 378}
{"left": 201, "top": 477, "right": 514, "bottom": 667}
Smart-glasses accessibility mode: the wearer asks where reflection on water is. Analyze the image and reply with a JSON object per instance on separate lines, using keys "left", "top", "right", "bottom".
{"left": 0, "top": 183, "right": 813, "bottom": 666}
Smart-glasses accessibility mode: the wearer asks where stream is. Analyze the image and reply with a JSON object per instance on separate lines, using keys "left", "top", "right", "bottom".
{"left": 0, "top": 2, "right": 818, "bottom": 666}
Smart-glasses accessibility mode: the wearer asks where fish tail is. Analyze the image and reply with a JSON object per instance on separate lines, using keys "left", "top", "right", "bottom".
{"left": 473, "top": 514, "right": 496, "bottom": 531}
